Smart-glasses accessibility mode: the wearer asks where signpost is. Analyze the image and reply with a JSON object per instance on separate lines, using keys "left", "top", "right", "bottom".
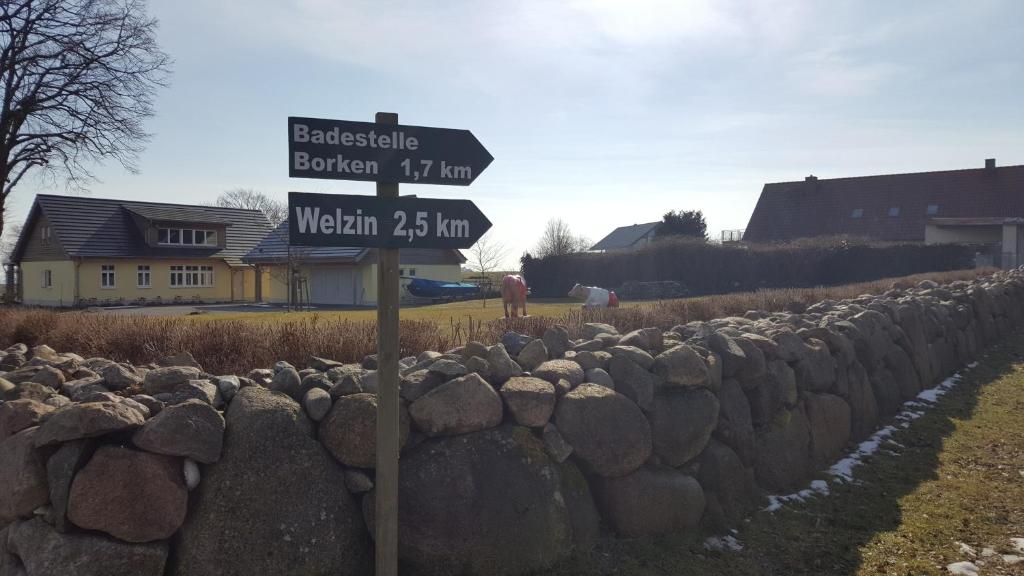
{"left": 286, "top": 112, "right": 491, "bottom": 576}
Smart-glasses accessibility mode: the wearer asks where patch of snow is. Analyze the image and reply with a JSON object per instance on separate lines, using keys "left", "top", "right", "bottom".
{"left": 1003, "top": 554, "right": 1022, "bottom": 565}
{"left": 763, "top": 479, "right": 831, "bottom": 512}
{"left": 956, "top": 542, "right": 977, "bottom": 557}
{"left": 1012, "top": 537, "right": 1024, "bottom": 553}
{"left": 703, "top": 535, "right": 743, "bottom": 552}
{"left": 946, "top": 561, "right": 979, "bottom": 575}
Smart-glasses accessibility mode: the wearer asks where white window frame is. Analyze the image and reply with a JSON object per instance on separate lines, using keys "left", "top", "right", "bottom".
{"left": 137, "top": 265, "right": 151, "bottom": 288}
{"left": 157, "top": 227, "right": 218, "bottom": 247}
{"left": 169, "top": 265, "right": 215, "bottom": 288}
{"left": 41, "top": 269, "right": 52, "bottom": 289}
{"left": 100, "top": 265, "right": 116, "bottom": 289}
{"left": 40, "top": 226, "right": 52, "bottom": 246}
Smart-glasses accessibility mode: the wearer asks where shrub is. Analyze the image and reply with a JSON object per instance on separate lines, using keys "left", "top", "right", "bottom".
{"left": 521, "top": 237, "right": 975, "bottom": 298}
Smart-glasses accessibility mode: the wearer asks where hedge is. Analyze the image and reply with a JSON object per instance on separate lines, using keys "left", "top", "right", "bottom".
{"left": 520, "top": 237, "right": 976, "bottom": 298}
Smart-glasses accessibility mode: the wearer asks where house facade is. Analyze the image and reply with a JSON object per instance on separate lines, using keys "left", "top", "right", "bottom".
{"left": 5, "top": 195, "right": 273, "bottom": 307}
{"left": 243, "top": 220, "right": 465, "bottom": 306}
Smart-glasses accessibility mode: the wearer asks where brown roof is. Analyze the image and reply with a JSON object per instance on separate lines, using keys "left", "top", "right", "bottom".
{"left": 744, "top": 162, "right": 1024, "bottom": 242}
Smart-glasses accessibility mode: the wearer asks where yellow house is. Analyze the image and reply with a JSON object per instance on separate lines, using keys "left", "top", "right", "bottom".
{"left": 5, "top": 194, "right": 273, "bottom": 307}
{"left": 243, "top": 220, "right": 465, "bottom": 306}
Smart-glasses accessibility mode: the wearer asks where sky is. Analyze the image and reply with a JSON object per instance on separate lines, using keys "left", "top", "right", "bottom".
{"left": 7, "top": 0, "right": 1024, "bottom": 268}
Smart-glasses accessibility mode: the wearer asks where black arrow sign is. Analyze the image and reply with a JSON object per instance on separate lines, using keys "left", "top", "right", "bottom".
{"left": 288, "top": 192, "right": 492, "bottom": 249}
{"left": 288, "top": 117, "right": 493, "bottom": 186}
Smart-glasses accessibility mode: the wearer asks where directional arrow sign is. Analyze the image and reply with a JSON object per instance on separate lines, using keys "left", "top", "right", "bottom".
{"left": 288, "top": 117, "right": 493, "bottom": 186}
{"left": 288, "top": 192, "right": 491, "bottom": 249}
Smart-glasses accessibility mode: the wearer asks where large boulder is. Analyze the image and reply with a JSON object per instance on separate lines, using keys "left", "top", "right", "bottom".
{"left": 364, "top": 424, "right": 597, "bottom": 576}
{"left": 319, "top": 392, "right": 410, "bottom": 468}
{"left": 553, "top": 384, "right": 651, "bottom": 477}
{"left": 100, "top": 363, "right": 143, "bottom": 390}
{"left": 846, "top": 363, "right": 879, "bottom": 440}
{"left": 648, "top": 388, "right": 720, "bottom": 467}
{"left": 409, "top": 373, "right": 503, "bottom": 437}
{"left": 515, "top": 339, "right": 548, "bottom": 371}
{"left": 592, "top": 466, "right": 705, "bottom": 538}
{"left": 67, "top": 445, "right": 187, "bottom": 543}
{"left": 0, "top": 399, "right": 54, "bottom": 440}
{"left": 542, "top": 325, "right": 572, "bottom": 358}
{"left": 607, "top": 355, "right": 655, "bottom": 410}
{"left": 173, "top": 386, "right": 368, "bottom": 576}
{"left": 745, "top": 359, "right": 796, "bottom": 427}
{"left": 707, "top": 332, "right": 746, "bottom": 377}
{"left": 143, "top": 366, "right": 202, "bottom": 395}
{"left": 714, "top": 379, "right": 756, "bottom": 466}
{"left": 753, "top": 407, "right": 811, "bottom": 492}
{"left": 608, "top": 345, "right": 655, "bottom": 370}
{"left": 131, "top": 399, "right": 225, "bottom": 463}
{"left": 804, "top": 393, "right": 852, "bottom": 467}
{"left": 6, "top": 517, "right": 168, "bottom": 576}
{"left": 652, "top": 345, "right": 709, "bottom": 388}
{"left": 794, "top": 338, "right": 835, "bottom": 392}
{"left": 533, "top": 359, "right": 584, "bottom": 389}
{"left": 500, "top": 377, "right": 556, "bottom": 428}
{"left": 33, "top": 401, "right": 145, "bottom": 447}
{"left": 46, "top": 439, "right": 96, "bottom": 533}
{"left": 697, "top": 439, "right": 760, "bottom": 524}
{"left": 268, "top": 367, "right": 303, "bottom": 400}
{"left": 0, "top": 427, "right": 49, "bottom": 524}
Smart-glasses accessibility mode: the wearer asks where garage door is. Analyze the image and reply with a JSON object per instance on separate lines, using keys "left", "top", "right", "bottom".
{"left": 309, "top": 266, "right": 358, "bottom": 305}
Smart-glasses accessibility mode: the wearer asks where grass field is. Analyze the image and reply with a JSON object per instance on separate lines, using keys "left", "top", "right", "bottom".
{"left": 540, "top": 331, "right": 1024, "bottom": 576}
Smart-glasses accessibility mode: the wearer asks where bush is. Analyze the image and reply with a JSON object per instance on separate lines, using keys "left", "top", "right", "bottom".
{"left": 520, "top": 237, "right": 975, "bottom": 298}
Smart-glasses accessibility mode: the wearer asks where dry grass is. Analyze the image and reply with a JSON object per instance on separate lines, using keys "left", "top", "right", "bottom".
{"left": 0, "top": 268, "right": 992, "bottom": 375}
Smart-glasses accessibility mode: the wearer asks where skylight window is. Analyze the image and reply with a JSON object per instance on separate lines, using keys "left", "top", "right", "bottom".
{"left": 888, "top": 206, "right": 900, "bottom": 217}
{"left": 926, "top": 204, "right": 939, "bottom": 215}
{"left": 851, "top": 208, "right": 864, "bottom": 219}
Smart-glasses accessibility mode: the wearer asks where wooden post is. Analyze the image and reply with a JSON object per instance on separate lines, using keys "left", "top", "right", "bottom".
{"left": 374, "top": 111, "right": 400, "bottom": 576}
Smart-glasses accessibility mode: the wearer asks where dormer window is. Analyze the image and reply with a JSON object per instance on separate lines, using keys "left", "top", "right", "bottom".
{"left": 158, "top": 227, "right": 217, "bottom": 246}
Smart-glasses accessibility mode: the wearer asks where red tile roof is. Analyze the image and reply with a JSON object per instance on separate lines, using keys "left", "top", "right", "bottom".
{"left": 744, "top": 163, "right": 1024, "bottom": 242}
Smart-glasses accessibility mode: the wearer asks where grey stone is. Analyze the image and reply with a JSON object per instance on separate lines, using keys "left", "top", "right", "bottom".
{"left": 427, "top": 358, "right": 468, "bottom": 381}
{"left": 158, "top": 351, "right": 202, "bottom": 369}
{"left": 398, "top": 369, "right": 443, "bottom": 402}
{"left": 542, "top": 325, "right": 572, "bottom": 358}
{"left": 607, "top": 345, "right": 655, "bottom": 370}
{"left": 500, "top": 332, "right": 532, "bottom": 356}
{"left": 173, "top": 386, "right": 369, "bottom": 576}
{"left": 343, "top": 469, "right": 374, "bottom": 494}
{"left": 553, "top": 383, "right": 651, "bottom": 477}
{"left": 302, "top": 387, "right": 332, "bottom": 421}
{"left": 754, "top": 407, "right": 811, "bottom": 492}
{"left": 214, "top": 375, "right": 240, "bottom": 402}
{"left": 184, "top": 458, "right": 201, "bottom": 490}
{"left": 6, "top": 517, "right": 168, "bottom": 576}
{"left": 320, "top": 392, "right": 409, "bottom": 468}
{"left": 516, "top": 338, "right": 549, "bottom": 371}
{"left": 533, "top": 359, "right": 585, "bottom": 389}
{"left": 0, "top": 399, "right": 53, "bottom": 440}
{"left": 593, "top": 466, "right": 705, "bottom": 538}
{"left": 714, "top": 379, "right": 756, "bottom": 465}
{"left": 363, "top": 424, "right": 597, "bottom": 576}
{"left": 268, "top": 367, "right": 303, "bottom": 400}
{"left": 648, "top": 388, "right": 719, "bottom": 467}
{"left": 584, "top": 367, "right": 615, "bottom": 389}
{"left": 708, "top": 332, "right": 746, "bottom": 377}
{"left": 0, "top": 428, "right": 49, "bottom": 524}
{"left": 171, "top": 379, "right": 221, "bottom": 407}
{"left": 697, "top": 440, "right": 760, "bottom": 524}
{"left": 100, "top": 363, "right": 142, "bottom": 390}
{"left": 34, "top": 401, "right": 145, "bottom": 447}
{"left": 805, "top": 393, "right": 852, "bottom": 466}
{"left": 607, "top": 355, "right": 655, "bottom": 410}
{"left": 486, "top": 344, "right": 522, "bottom": 385}
{"left": 652, "top": 345, "right": 710, "bottom": 388}
{"left": 409, "top": 373, "right": 503, "bottom": 436}
{"left": 583, "top": 322, "right": 618, "bottom": 339}
{"left": 500, "top": 376, "right": 556, "bottom": 427}
{"left": 143, "top": 366, "right": 202, "bottom": 395}
{"left": 542, "top": 422, "right": 573, "bottom": 463}
{"left": 132, "top": 399, "right": 225, "bottom": 463}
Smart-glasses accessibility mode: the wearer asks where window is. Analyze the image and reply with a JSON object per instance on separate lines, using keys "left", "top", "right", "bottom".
{"left": 101, "top": 265, "right": 116, "bottom": 288}
{"left": 41, "top": 269, "right": 52, "bottom": 288}
{"left": 850, "top": 208, "right": 864, "bottom": 219}
{"left": 888, "top": 206, "right": 901, "bottom": 217}
{"left": 408, "top": 268, "right": 417, "bottom": 276}
{"left": 137, "top": 265, "right": 151, "bottom": 288}
{"left": 170, "top": 265, "right": 214, "bottom": 288}
{"left": 158, "top": 228, "right": 216, "bottom": 246}
{"left": 40, "top": 226, "right": 52, "bottom": 246}
{"left": 399, "top": 269, "right": 405, "bottom": 276}
{"left": 926, "top": 204, "right": 939, "bottom": 215}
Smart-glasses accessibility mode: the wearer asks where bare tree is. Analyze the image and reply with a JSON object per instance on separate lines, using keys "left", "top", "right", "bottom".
{"left": 0, "top": 0, "right": 171, "bottom": 240}
{"left": 467, "top": 230, "right": 509, "bottom": 275}
{"left": 534, "top": 218, "right": 591, "bottom": 258}
{"left": 213, "top": 188, "right": 287, "bottom": 226}
{"left": 0, "top": 222, "right": 21, "bottom": 262}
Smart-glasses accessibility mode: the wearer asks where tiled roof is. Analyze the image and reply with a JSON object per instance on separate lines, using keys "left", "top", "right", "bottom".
{"left": 11, "top": 194, "right": 272, "bottom": 266}
{"left": 243, "top": 220, "right": 367, "bottom": 263}
{"left": 591, "top": 221, "right": 662, "bottom": 251}
{"left": 744, "top": 163, "right": 1024, "bottom": 242}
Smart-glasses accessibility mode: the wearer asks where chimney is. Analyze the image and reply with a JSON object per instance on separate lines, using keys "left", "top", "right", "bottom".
{"left": 805, "top": 175, "right": 818, "bottom": 182}
{"left": 985, "top": 158, "right": 996, "bottom": 170}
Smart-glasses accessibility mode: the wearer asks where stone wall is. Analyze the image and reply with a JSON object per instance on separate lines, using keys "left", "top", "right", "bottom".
{"left": 2, "top": 270, "right": 1024, "bottom": 576}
